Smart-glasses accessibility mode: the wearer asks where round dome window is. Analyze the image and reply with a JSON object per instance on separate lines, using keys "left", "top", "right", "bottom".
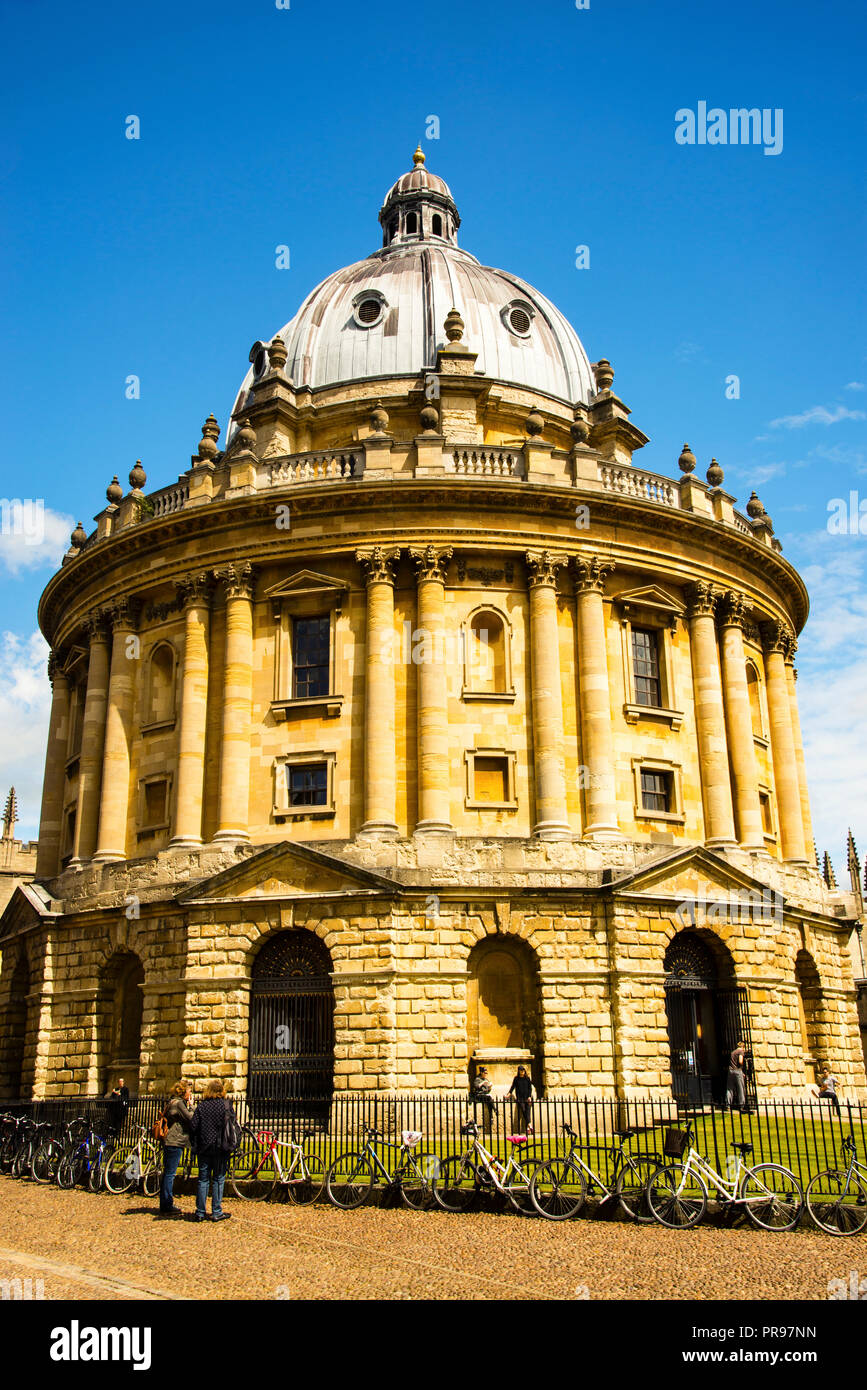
{"left": 353, "top": 294, "right": 386, "bottom": 328}
{"left": 502, "top": 300, "right": 535, "bottom": 338}
{"left": 509, "top": 307, "right": 530, "bottom": 335}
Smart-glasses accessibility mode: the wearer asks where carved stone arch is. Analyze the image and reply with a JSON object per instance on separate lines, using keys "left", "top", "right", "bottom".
{"left": 247, "top": 928, "right": 335, "bottom": 1109}
{"left": 662, "top": 926, "right": 754, "bottom": 1107}
{"left": 466, "top": 933, "right": 544, "bottom": 1095}
{"left": 95, "top": 947, "right": 145, "bottom": 1096}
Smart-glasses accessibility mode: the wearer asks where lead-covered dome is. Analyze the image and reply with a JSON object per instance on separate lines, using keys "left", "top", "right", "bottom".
{"left": 230, "top": 149, "right": 595, "bottom": 426}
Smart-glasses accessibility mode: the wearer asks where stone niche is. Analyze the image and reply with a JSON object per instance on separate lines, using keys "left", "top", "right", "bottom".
{"left": 466, "top": 934, "right": 542, "bottom": 1095}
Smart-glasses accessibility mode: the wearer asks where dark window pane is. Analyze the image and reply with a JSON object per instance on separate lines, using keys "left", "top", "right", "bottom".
{"left": 640, "top": 769, "right": 671, "bottom": 813}
{"left": 632, "top": 627, "right": 661, "bottom": 706}
{"left": 293, "top": 616, "right": 330, "bottom": 698}
{"left": 288, "top": 763, "right": 328, "bottom": 807}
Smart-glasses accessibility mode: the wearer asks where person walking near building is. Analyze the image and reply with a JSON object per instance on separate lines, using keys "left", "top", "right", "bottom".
{"left": 190, "top": 1079, "right": 235, "bottom": 1222}
{"left": 812, "top": 1066, "right": 842, "bottom": 1118}
{"left": 508, "top": 1065, "right": 534, "bottom": 1133}
{"left": 726, "top": 1041, "right": 748, "bottom": 1111}
{"left": 159, "top": 1080, "right": 195, "bottom": 1216}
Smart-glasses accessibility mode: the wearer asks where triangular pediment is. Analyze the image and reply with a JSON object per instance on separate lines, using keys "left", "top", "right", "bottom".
{"left": 263, "top": 570, "right": 349, "bottom": 603}
{"left": 0, "top": 882, "right": 55, "bottom": 941}
{"left": 607, "top": 846, "right": 783, "bottom": 908}
{"left": 175, "top": 841, "right": 401, "bottom": 904}
{"left": 615, "top": 584, "right": 685, "bottom": 616}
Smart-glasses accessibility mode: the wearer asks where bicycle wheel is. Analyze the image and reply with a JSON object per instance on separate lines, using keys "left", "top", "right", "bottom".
{"left": 104, "top": 1146, "right": 139, "bottom": 1194}
{"left": 806, "top": 1168, "right": 867, "bottom": 1236}
{"left": 646, "top": 1162, "right": 708, "bottom": 1229}
{"left": 88, "top": 1153, "right": 107, "bottom": 1192}
{"left": 32, "top": 1142, "right": 60, "bottom": 1184}
{"left": 57, "top": 1153, "right": 83, "bottom": 1189}
{"left": 529, "top": 1158, "right": 587, "bottom": 1220}
{"left": 230, "top": 1145, "right": 276, "bottom": 1202}
{"left": 396, "top": 1157, "right": 430, "bottom": 1211}
{"left": 616, "top": 1155, "right": 658, "bottom": 1223}
{"left": 325, "top": 1151, "right": 376, "bottom": 1210}
{"left": 506, "top": 1172, "right": 538, "bottom": 1216}
{"left": 740, "top": 1163, "right": 803, "bottom": 1232}
{"left": 432, "top": 1155, "right": 479, "bottom": 1213}
{"left": 142, "top": 1159, "right": 162, "bottom": 1199}
{"left": 288, "top": 1153, "right": 326, "bottom": 1206}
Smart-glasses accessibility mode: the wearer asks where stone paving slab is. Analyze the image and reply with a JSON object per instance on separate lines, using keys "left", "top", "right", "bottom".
{"left": 0, "top": 1176, "right": 854, "bottom": 1302}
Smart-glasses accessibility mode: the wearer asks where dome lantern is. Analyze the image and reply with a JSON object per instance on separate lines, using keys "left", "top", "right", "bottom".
{"left": 378, "top": 147, "right": 461, "bottom": 249}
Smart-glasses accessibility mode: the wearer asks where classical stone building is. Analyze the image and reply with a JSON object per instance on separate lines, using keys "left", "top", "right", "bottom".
{"left": 0, "top": 149, "right": 864, "bottom": 1104}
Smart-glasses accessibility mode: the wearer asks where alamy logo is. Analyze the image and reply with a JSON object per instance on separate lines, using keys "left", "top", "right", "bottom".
{"left": 675, "top": 103, "right": 783, "bottom": 156}
{"left": 675, "top": 884, "right": 782, "bottom": 928}
{"left": 1, "top": 1277, "right": 45, "bottom": 1299}
{"left": 828, "top": 1271, "right": 867, "bottom": 1300}
{"left": 49, "top": 1321, "right": 152, "bottom": 1371}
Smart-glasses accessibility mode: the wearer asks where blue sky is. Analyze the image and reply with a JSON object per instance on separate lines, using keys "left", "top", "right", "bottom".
{"left": 1, "top": 0, "right": 864, "bottom": 868}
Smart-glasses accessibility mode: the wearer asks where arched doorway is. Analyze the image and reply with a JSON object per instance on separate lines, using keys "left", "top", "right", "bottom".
{"left": 0, "top": 952, "right": 30, "bottom": 1100}
{"left": 795, "top": 949, "right": 822, "bottom": 1085}
{"left": 96, "top": 951, "right": 144, "bottom": 1096}
{"left": 248, "top": 932, "right": 335, "bottom": 1110}
{"left": 664, "top": 931, "right": 755, "bottom": 1107}
{"left": 466, "top": 936, "right": 543, "bottom": 1094}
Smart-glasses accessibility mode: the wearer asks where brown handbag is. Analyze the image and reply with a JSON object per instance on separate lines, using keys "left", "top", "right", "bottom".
{"left": 152, "top": 1106, "right": 170, "bottom": 1143}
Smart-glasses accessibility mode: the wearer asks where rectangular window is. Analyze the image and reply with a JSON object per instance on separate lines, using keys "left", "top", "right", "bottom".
{"left": 143, "top": 779, "right": 168, "bottom": 827}
{"left": 759, "top": 790, "right": 774, "bottom": 835}
{"left": 288, "top": 762, "right": 328, "bottom": 807}
{"left": 292, "top": 616, "right": 330, "bottom": 699}
{"left": 640, "top": 768, "right": 671, "bottom": 813}
{"left": 632, "top": 627, "right": 661, "bottom": 707}
{"left": 473, "top": 755, "right": 509, "bottom": 803}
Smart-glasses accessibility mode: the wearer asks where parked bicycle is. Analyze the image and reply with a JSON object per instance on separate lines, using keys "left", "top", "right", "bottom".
{"left": 646, "top": 1122, "right": 803, "bottom": 1231}
{"left": 230, "top": 1127, "right": 325, "bottom": 1204}
{"left": 805, "top": 1135, "right": 867, "bottom": 1236}
{"left": 32, "top": 1116, "right": 88, "bottom": 1184}
{"left": 56, "top": 1124, "right": 114, "bottom": 1192}
{"left": 432, "top": 1120, "right": 537, "bottom": 1215}
{"left": 529, "top": 1121, "right": 660, "bottom": 1221}
{"left": 104, "top": 1125, "right": 161, "bottom": 1196}
{"left": 326, "top": 1127, "right": 436, "bottom": 1210}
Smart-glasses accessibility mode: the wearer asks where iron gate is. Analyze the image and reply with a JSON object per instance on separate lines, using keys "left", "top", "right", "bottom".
{"left": 248, "top": 933, "right": 335, "bottom": 1112}
{"left": 715, "top": 986, "right": 759, "bottom": 1108}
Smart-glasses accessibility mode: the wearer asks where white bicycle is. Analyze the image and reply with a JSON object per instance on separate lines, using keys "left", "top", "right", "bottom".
{"left": 646, "top": 1121, "right": 804, "bottom": 1231}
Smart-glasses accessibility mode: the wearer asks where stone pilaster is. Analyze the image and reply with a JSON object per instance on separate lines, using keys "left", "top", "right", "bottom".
{"left": 718, "top": 591, "right": 765, "bottom": 851}
{"left": 573, "top": 556, "right": 619, "bottom": 839}
{"left": 94, "top": 600, "right": 141, "bottom": 862}
{"left": 409, "top": 545, "right": 453, "bottom": 834}
{"left": 214, "top": 563, "right": 255, "bottom": 843}
{"left": 171, "top": 573, "right": 214, "bottom": 847}
{"left": 357, "top": 547, "right": 401, "bottom": 837}
{"left": 761, "top": 620, "right": 808, "bottom": 865}
{"left": 785, "top": 655, "right": 816, "bottom": 866}
{"left": 35, "top": 655, "right": 70, "bottom": 878}
{"left": 70, "top": 612, "right": 111, "bottom": 866}
{"left": 525, "top": 550, "right": 571, "bottom": 840}
{"left": 685, "top": 582, "right": 736, "bottom": 848}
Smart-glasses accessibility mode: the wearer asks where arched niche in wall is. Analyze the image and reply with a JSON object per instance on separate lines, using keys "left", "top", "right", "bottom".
{"left": 466, "top": 934, "right": 542, "bottom": 1093}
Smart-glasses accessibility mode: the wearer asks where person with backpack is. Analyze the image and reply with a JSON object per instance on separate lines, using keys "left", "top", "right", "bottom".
{"left": 158, "top": 1080, "right": 194, "bottom": 1217}
{"left": 189, "top": 1079, "right": 238, "bottom": 1222}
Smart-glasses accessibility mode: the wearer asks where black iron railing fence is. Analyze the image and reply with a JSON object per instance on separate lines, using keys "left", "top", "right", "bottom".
{"left": 2, "top": 1093, "right": 864, "bottom": 1190}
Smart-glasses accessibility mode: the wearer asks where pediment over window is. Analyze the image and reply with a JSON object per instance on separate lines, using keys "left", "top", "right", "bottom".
{"left": 264, "top": 570, "right": 349, "bottom": 619}
{"left": 174, "top": 840, "right": 401, "bottom": 904}
{"left": 615, "top": 584, "right": 686, "bottom": 623}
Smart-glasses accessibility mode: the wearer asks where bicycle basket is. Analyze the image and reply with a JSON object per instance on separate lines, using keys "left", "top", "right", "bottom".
{"left": 663, "top": 1128, "right": 690, "bottom": 1158}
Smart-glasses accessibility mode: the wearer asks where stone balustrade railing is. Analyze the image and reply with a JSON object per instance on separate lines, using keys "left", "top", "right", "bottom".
{"left": 269, "top": 450, "right": 360, "bottom": 484}
{"left": 149, "top": 481, "right": 190, "bottom": 517}
{"left": 449, "top": 447, "right": 523, "bottom": 477}
{"left": 598, "top": 462, "right": 678, "bottom": 507}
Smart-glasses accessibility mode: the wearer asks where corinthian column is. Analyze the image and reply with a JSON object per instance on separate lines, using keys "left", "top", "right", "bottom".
{"left": 171, "top": 573, "right": 214, "bottom": 847}
{"left": 761, "top": 621, "right": 807, "bottom": 864}
{"left": 214, "top": 563, "right": 255, "bottom": 843}
{"left": 785, "top": 655, "right": 816, "bottom": 865}
{"left": 573, "top": 555, "right": 619, "bottom": 839}
{"left": 409, "top": 544, "right": 453, "bottom": 835}
{"left": 69, "top": 612, "right": 111, "bottom": 866}
{"left": 526, "top": 550, "right": 571, "bottom": 840}
{"left": 94, "top": 599, "right": 142, "bottom": 862}
{"left": 718, "top": 592, "right": 765, "bottom": 851}
{"left": 35, "top": 654, "right": 70, "bottom": 878}
{"left": 357, "top": 547, "right": 401, "bottom": 837}
{"left": 685, "top": 582, "right": 736, "bottom": 848}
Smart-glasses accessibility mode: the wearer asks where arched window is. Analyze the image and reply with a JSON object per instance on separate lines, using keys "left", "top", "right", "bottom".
{"left": 463, "top": 608, "right": 511, "bottom": 697}
{"left": 431, "top": 213, "right": 442, "bottom": 236}
{"left": 746, "top": 661, "right": 764, "bottom": 739}
{"left": 146, "top": 644, "right": 175, "bottom": 727}
{"left": 405, "top": 211, "right": 418, "bottom": 234}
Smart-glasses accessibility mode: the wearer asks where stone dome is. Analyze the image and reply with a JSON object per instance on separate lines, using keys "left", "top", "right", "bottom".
{"left": 229, "top": 151, "right": 596, "bottom": 431}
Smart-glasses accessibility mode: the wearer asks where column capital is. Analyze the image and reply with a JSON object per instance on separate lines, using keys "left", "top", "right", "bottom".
{"left": 47, "top": 651, "right": 68, "bottom": 686}
{"left": 684, "top": 580, "right": 719, "bottom": 620}
{"left": 214, "top": 561, "right": 256, "bottom": 601}
{"left": 356, "top": 546, "right": 401, "bottom": 586}
{"left": 176, "top": 570, "right": 216, "bottom": 609}
{"left": 717, "top": 589, "right": 749, "bottom": 628}
{"left": 760, "top": 618, "right": 796, "bottom": 658}
{"left": 525, "top": 549, "right": 568, "bottom": 589}
{"left": 105, "top": 596, "right": 142, "bottom": 631}
{"left": 572, "top": 554, "right": 615, "bottom": 594}
{"left": 409, "top": 544, "right": 452, "bottom": 582}
{"left": 84, "top": 609, "right": 111, "bottom": 643}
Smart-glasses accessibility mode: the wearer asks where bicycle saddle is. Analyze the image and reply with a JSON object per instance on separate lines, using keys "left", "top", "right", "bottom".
{"left": 401, "top": 1130, "right": 422, "bottom": 1149}
{"left": 732, "top": 1141, "right": 753, "bottom": 1156}
{"left": 613, "top": 1127, "right": 636, "bottom": 1139}
{"left": 507, "top": 1134, "right": 528, "bottom": 1145}
{"left": 460, "top": 1122, "right": 479, "bottom": 1137}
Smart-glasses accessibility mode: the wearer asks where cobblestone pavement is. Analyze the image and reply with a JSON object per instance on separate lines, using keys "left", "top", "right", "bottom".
{"left": 0, "top": 1177, "right": 853, "bottom": 1301}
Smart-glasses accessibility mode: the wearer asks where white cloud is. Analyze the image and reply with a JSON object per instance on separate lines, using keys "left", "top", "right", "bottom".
{"left": 844, "top": 381, "right": 865, "bottom": 392}
{"left": 674, "top": 341, "right": 703, "bottom": 364}
{"left": 769, "top": 404, "right": 866, "bottom": 429}
{"left": 0, "top": 506, "right": 74, "bottom": 577}
{"left": 0, "top": 630, "right": 51, "bottom": 840}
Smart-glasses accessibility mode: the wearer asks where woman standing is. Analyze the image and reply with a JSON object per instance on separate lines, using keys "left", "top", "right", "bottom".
{"left": 159, "top": 1080, "right": 194, "bottom": 1217}
{"left": 190, "top": 1079, "right": 236, "bottom": 1222}
{"left": 508, "top": 1065, "right": 534, "bottom": 1133}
